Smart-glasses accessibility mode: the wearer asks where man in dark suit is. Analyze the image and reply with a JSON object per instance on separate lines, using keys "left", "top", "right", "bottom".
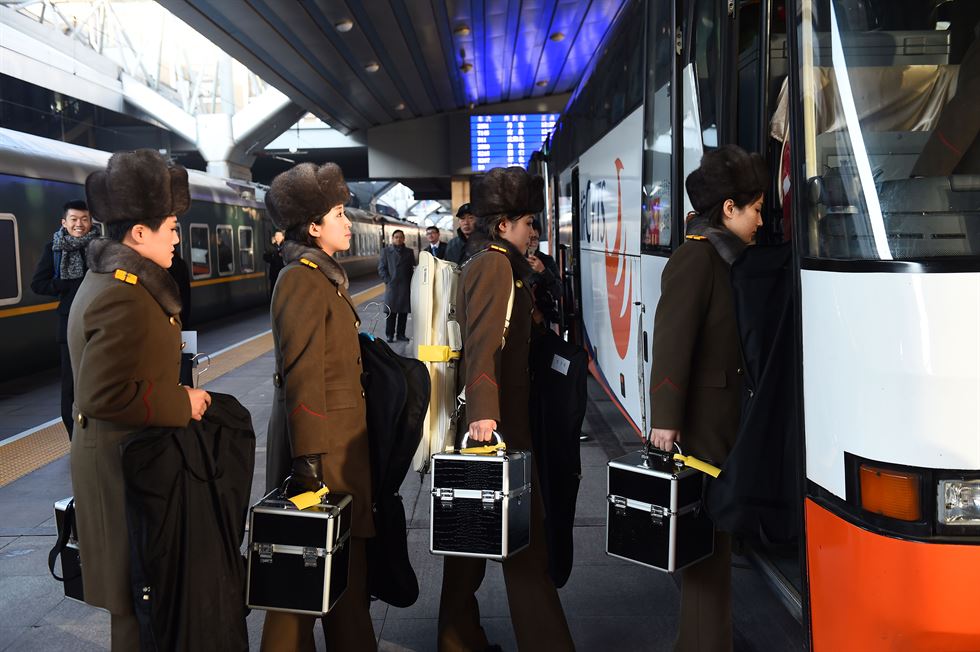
{"left": 31, "top": 200, "right": 97, "bottom": 438}
{"left": 424, "top": 226, "right": 447, "bottom": 259}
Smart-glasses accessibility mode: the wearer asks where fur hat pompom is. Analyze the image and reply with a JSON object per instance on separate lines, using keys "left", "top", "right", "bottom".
{"left": 686, "top": 144, "right": 767, "bottom": 214}
{"left": 265, "top": 162, "right": 349, "bottom": 231}
{"left": 470, "top": 166, "right": 545, "bottom": 218}
{"left": 85, "top": 149, "right": 190, "bottom": 224}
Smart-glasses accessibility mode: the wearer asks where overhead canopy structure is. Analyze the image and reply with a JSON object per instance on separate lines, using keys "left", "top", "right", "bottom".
{"left": 154, "top": 0, "right": 628, "bottom": 134}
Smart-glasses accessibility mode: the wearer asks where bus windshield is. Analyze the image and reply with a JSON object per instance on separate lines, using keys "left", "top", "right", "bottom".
{"left": 786, "top": 0, "right": 980, "bottom": 260}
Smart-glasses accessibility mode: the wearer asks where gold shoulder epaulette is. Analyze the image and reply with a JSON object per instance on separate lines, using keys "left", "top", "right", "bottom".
{"left": 299, "top": 257, "right": 319, "bottom": 269}
{"left": 113, "top": 269, "right": 138, "bottom": 285}
{"left": 686, "top": 234, "right": 707, "bottom": 241}
{"left": 488, "top": 244, "right": 508, "bottom": 254}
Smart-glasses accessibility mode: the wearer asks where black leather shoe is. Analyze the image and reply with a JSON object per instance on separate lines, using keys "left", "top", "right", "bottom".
{"left": 396, "top": 335, "right": 410, "bottom": 342}
{"left": 386, "top": 336, "right": 395, "bottom": 343}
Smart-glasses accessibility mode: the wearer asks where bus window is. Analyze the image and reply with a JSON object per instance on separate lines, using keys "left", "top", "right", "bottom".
{"left": 216, "top": 224, "right": 234, "bottom": 275}
{"left": 791, "top": 0, "right": 980, "bottom": 260}
{"left": 189, "top": 224, "right": 211, "bottom": 279}
{"left": 692, "top": 0, "right": 724, "bottom": 149}
{"left": 239, "top": 226, "right": 254, "bottom": 273}
{"left": 0, "top": 214, "right": 22, "bottom": 306}
{"left": 642, "top": 0, "right": 675, "bottom": 253}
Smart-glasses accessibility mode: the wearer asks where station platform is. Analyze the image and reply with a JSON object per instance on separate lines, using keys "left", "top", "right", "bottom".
{"left": 0, "top": 278, "right": 804, "bottom": 651}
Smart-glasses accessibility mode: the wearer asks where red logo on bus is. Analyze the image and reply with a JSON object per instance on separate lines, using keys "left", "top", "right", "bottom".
{"left": 605, "top": 158, "right": 632, "bottom": 359}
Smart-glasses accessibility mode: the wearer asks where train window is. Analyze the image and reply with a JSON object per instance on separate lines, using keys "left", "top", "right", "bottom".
{"left": 215, "top": 224, "right": 234, "bottom": 275}
{"left": 189, "top": 224, "right": 212, "bottom": 279}
{"left": 0, "top": 214, "right": 22, "bottom": 306}
{"left": 238, "top": 226, "right": 254, "bottom": 273}
{"left": 642, "top": 0, "right": 675, "bottom": 254}
{"left": 792, "top": 0, "right": 980, "bottom": 260}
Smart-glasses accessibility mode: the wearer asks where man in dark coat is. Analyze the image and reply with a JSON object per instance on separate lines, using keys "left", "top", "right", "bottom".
{"left": 445, "top": 203, "right": 476, "bottom": 265}
{"left": 378, "top": 229, "right": 415, "bottom": 342}
{"left": 30, "top": 199, "right": 97, "bottom": 438}
{"left": 262, "top": 230, "right": 285, "bottom": 293}
{"left": 424, "top": 225, "right": 448, "bottom": 259}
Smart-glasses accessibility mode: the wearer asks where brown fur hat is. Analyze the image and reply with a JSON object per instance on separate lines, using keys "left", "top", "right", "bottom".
{"left": 470, "top": 166, "right": 545, "bottom": 217}
{"left": 265, "top": 162, "right": 349, "bottom": 231}
{"left": 85, "top": 149, "right": 190, "bottom": 224}
{"left": 686, "top": 144, "right": 767, "bottom": 214}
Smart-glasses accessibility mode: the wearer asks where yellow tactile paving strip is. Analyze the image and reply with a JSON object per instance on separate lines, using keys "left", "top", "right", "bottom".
{"left": 0, "top": 283, "right": 385, "bottom": 488}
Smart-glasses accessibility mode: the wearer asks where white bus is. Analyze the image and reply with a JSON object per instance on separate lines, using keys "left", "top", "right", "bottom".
{"left": 535, "top": 0, "right": 980, "bottom": 648}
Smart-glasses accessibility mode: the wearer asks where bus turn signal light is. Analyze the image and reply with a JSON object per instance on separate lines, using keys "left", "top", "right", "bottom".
{"left": 859, "top": 464, "right": 922, "bottom": 522}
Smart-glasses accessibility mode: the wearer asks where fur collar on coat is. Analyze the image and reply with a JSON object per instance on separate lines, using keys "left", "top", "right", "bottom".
{"left": 463, "top": 232, "right": 532, "bottom": 281}
{"left": 281, "top": 240, "right": 350, "bottom": 289}
{"left": 685, "top": 215, "right": 747, "bottom": 265}
{"left": 86, "top": 239, "right": 183, "bottom": 316}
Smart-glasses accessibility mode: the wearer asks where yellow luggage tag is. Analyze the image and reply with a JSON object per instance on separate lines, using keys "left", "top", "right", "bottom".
{"left": 288, "top": 486, "right": 330, "bottom": 510}
{"left": 673, "top": 454, "right": 722, "bottom": 478}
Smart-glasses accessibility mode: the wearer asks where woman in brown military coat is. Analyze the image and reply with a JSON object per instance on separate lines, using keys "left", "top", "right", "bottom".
{"left": 260, "top": 162, "right": 376, "bottom": 652}
{"left": 438, "top": 166, "right": 574, "bottom": 652}
{"left": 648, "top": 145, "right": 766, "bottom": 652}
{"left": 70, "top": 150, "right": 211, "bottom": 650}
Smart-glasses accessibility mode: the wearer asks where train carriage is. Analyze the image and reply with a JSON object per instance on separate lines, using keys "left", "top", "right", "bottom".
{"left": 541, "top": 0, "right": 980, "bottom": 648}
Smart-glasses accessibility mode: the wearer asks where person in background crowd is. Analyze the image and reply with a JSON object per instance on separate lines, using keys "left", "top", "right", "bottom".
{"left": 263, "top": 230, "right": 286, "bottom": 293}
{"left": 70, "top": 149, "right": 211, "bottom": 650}
{"left": 261, "top": 161, "right": 376, "bottom": 652}
{"left": 30, "top": 200, "right": 97, "bottom": 439}
{"left": 445, "top": 202, "right": 476, "bottom": 265}
{"left": 378, "top": 229, "right": 414, "bottom": 343}
{"left": 425, "top": 225, "right": 447, "bottom": 259}
{"left": 527, "top": 220, "right": 562, "bottom": 326}
{"left": 439, "top": 166, "right": 575, "bottom": 652}
{"left": 648, "top": 144, "right": 766, "bottom": 652}
{"left": 167, "top": 249, "right": 192, "bottom": 326}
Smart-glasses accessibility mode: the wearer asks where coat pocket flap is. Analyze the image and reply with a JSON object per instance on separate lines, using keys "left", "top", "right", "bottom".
{"left": 696, "top": 370, "right": 727, "bottom": 388}
{"left": 323, "top": 387, "right": 361, "bottom": 410}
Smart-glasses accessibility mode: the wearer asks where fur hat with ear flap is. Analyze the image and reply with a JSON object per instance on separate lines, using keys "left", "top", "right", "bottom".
{"left": 685, "top": 144, "right": 768, "bottom": 215}
{"left": 265, "top": 162, "right": 349, "bottom": 231}
{"left": 85, "top": 149, "right": 190, "bottom": 224}
{"left": 470, "top": 166, "right": 545, "bottom": 217}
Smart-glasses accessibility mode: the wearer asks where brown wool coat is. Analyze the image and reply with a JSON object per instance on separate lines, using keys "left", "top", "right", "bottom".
{"left": 458, "top": 243, "right": 535, "bottom": 449}
{"left": 68, "top": 239, "right": 191, "bottom": 615}
{"left": 649, "top": 238, "right": 743, "bottom": 466}
{"left": 265, "top": 243, "right": 374, "bottom": 538}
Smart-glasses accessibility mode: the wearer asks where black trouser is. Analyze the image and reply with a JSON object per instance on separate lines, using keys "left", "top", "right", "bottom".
{"left": 385, "top": 312, "right": 407, "bottom": 339}
{"left": 60, "top": 342, "right": 74, "bottom": 440}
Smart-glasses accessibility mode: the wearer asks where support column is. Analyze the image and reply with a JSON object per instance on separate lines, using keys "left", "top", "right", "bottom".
{"left": 451, "top": 175, "right": 471, "bottom": 217}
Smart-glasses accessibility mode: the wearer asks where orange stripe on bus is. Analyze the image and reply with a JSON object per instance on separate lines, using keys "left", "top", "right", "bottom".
{"left": 0, "top": 301, "right": 59, "bottom": 319}
{"left": 806, "top": 498, "right": 980, "bottom": 650}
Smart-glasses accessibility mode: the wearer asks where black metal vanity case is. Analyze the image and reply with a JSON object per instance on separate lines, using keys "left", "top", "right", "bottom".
{"left": 430, "top": 446, "right": 532, "bottom": 560}
{"left": 52, "top": 497, "right": 84, "bottom": 602}
{"left": 246, "top": 490, "right": 352, "bottom": 615}
{"left": 606, "top": 450, "right": 714, "bottom": 573}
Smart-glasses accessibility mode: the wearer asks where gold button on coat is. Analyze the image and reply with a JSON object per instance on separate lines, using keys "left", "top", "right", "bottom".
{"left": 169, "top": 316, "right": 177, "bottom": 325}
{"left": 77, "top": 413, "right": 87, "bottom": 428}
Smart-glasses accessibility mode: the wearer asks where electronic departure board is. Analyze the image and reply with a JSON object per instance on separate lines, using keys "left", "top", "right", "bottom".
{"left": 470, "top": 114, "right": 559, "bottom": 172}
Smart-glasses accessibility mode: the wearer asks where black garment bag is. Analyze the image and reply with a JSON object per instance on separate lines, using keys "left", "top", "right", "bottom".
{"left": 705, "top": 242, "right": 800, "bottom": 543}
{"left": 359, "top": 333, "right": 429, "bottom": 608}
{"left": 529, "top": 329, "right": 588, "bottom": 588}
{"left": 121, "top": 393, "right": 255, "bottom": 652}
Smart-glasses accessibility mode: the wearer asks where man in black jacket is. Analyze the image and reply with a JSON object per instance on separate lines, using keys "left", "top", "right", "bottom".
{"left": 445, "top": 203, "right": 476, "bottom": 265}
{"left": 30, "top": 200, "right": 96, "bottom": 438}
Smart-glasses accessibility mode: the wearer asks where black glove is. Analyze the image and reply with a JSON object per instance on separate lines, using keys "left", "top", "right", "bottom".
{"left": 283, "top": 454, "right": 326, "bottom": 497}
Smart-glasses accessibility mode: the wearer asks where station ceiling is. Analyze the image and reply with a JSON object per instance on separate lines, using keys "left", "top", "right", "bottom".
{"left": 156, "top": 0, "right": 629, "bottom": 135}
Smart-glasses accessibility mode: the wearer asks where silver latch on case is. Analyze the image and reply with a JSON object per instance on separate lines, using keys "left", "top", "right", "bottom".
{"left": 611, "top": 495, "right": 627, "bottom": 515}
{"left": 302, "top": 547, "right": 318, "bottom": 568}
{"left": 650, "top": 504, "right": 666, "bottom": 526}
{"left": 256, "top": 542, "right": 274, "bottom": 564}
{"left": 436, "top": 487, "right": 454, "bottom": 502}
{"left": 481, "top": 490, "right": 498, "bottom": 503}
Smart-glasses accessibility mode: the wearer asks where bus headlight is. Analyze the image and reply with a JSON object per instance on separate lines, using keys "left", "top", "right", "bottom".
{"left": 938, "top": 480, "right": 980, "bottom": 525}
